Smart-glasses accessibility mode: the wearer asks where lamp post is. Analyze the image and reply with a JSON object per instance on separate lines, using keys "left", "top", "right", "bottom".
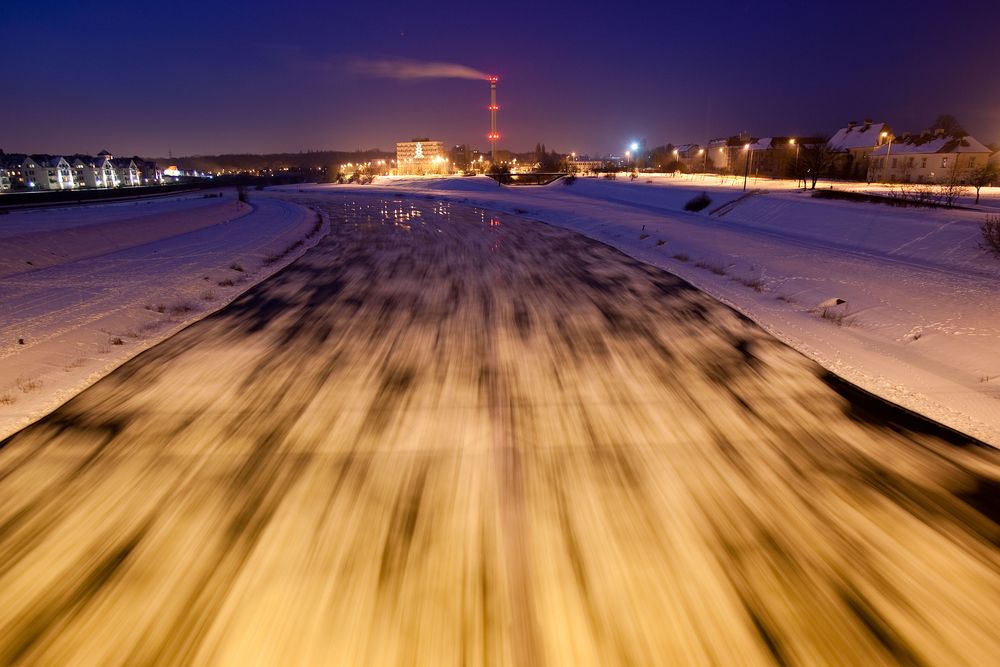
{"left": 880, "top": 131, "right": 893, "bottom": 182}
{"left": 698, "top": 148, "right": 706, "bottom": 174}
{"left": 789, "top": 138, "right": 801, "bottom": 188}
{"left": 742, "top": 143, "right": 752, "bottom": 191}
{"left": 672, "top": 149, "right": 679, "bottom": 174}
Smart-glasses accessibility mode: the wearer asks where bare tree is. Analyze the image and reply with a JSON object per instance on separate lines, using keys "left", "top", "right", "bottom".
{"left": 932, "top": 114, "right": 967, "bottom": 136}
{"left": 800, "top": 142, "right": 836, "bottom": 190}
{"left": 968, "top": 165, "right": 996, "bottom": 204}
{"left": 982, "top": 214, "right": 1000, "bottom": 256}
{"left": 355, "top": 163, "right": 377, "bottom": 184}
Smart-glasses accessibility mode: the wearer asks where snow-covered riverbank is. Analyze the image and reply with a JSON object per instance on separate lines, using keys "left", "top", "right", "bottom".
{"left": 0, "top": 191, "right": 324, "bottom": 439}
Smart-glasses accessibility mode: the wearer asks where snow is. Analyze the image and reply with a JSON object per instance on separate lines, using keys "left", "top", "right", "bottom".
{"left": 870, "top": 134, "right": 992, "bottom": 156}
{"left": 274, "top": 175, "right": 1000, "bottom": 446}
{"left": 0, "top": 191, "right": 323, "bottom": 439}
{"left": 828, "top": 123, "right": 887, "bottom": 151}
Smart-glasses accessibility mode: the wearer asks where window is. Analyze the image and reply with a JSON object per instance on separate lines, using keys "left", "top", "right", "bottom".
{"left": 921, "top": 158, "right": 927, "bottom": 168}
{"left": 892, "top": 158, "right": 898, "bottom": 168}
{"left": 907, "top": 157, "right": 914, "bottom": 167}
{"left": 941, "top": 157, "right": 949, "bottom": 168}
{"left": 969, "top": 157, "right": 977, "bottom": 167}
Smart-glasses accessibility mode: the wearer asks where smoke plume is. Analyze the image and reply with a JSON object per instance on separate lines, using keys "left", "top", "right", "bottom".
{"left": 350, "top": 58, "right": 488, "bottom": 81}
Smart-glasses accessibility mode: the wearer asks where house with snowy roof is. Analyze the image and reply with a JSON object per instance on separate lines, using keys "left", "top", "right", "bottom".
{"left": 741, "top": 136, "right": 825, "bottom": 180}
{"left": 670, "top": 144, "right": 705, "bottom": 171}
{"left": 0, "top": 153, "right": 27, "bottom": 191}
{"left": 70, "top": 155, "right": 120, "bottom": 188}
{"left": 134, "top": 158, "right": 163, "bottom": 184}
{"left": 867, "top": 131, "right": 992, "bottom": 183}
{"left": 706, "top": 134, "right": 753, "bottom": 172}
{"left": 112, "top": 157, "right": 141, "bottom": 186}
{"left": 827, "top": 120, "right": 891, "bottom": 180}
{"left": 22, "top": 155, "right": 78, "bottom": 190}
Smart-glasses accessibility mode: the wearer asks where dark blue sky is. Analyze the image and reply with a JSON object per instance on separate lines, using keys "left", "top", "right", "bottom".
{"left": 3, "top": 1, "right": 999, "bottom": 157}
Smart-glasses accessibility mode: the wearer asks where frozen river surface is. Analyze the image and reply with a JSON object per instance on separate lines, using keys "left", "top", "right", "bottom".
{"left": 1, "top": 196, "right": 998, "bottom": 666}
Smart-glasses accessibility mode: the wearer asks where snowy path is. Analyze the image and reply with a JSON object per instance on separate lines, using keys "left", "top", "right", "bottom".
{"left": 0, "top": 194, "right": 322, "bottom": 438}
{"left": 1, "top": 197, "right": 997, "bottom": 665}
{"left": 281, "top": 178, "right": 1000, "bottom": 445}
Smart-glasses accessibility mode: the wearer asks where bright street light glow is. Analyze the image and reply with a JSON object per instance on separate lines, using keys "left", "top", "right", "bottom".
{"left": 629, "top": 142, "right": 639, "bottom": 152}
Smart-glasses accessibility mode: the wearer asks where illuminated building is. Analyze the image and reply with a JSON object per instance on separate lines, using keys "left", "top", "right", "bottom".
{"left": 395, "top": 140, "right": 449, "bottom": 175}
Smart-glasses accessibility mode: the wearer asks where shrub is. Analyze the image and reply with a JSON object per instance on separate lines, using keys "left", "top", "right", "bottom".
{"left": 982, "top": 214, "right": 1000, "bottom": 257}
{"left": 109, "top": 336, "right": 124, "bottom": 346}
{"left": 683, "top": 192, "right": 712, "bottom": 212}
{"left": 563, "top": 174, "right": 577, "bottom": 186}
{"left": 168, "top": 303, "right": 196, "bottom": 316}
{"left": 16, "top": 376, "right": 42, "bottom": 393}
{"left": 818, "top": 307, "right": 849, "bottom": 326}
{"left": 695, "top": 260, "right": 728, "bottom": 275}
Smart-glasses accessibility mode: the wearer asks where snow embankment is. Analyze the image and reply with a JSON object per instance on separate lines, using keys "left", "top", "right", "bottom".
{"left": 0, "top": 191, "right": 325, "bottom": 439}
{"left": 277, "top": 176, "right": 1000, "bottom": 446}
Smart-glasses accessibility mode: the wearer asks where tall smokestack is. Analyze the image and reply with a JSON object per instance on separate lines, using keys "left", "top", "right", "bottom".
{"left": 488, "top": 76, "right": 499, "bottom": 163}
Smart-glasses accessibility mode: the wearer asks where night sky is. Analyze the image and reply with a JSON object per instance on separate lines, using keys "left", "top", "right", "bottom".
{"left": 4, "top": 1, "right": 999, "bottom": 157}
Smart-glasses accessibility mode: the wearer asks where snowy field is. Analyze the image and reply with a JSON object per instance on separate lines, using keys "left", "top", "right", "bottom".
{"left": 0, "top": 191, "right": 323, "bottom": 438}
{"left": 604, "top": 171, "right": 1000, "bottom": 209}
{"left": 274, "top": 176, "right": 1000, "bottom": 446}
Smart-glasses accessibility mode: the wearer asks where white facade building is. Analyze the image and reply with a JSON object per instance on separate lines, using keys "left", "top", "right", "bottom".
{"left": 22, "top": 156, "right": 77, "bottom": 190}
{"left": 71, "top": 155, "right": 120, "bottom": 188}
{"left": 867, "top": 133, "right": 992, "bottom": 183}
{"left": 113, "top": 158, "right": 141, "bottom": 186}
{"left": 0, "top": 150, "right": 161, "bottom": 193}
{"left": 0, "top": 155, "right": 20, "bottom": 191}
{"left": 567, "top": 159, "right": 604, "bottom": 174}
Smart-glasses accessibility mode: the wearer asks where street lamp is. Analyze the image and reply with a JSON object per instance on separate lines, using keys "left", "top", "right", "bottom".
{"left": 880, "top": 131, "right": 893, "bottom": 182}
{"left": 789, "top": 138, "right": 801, "bottom": 188}
{"left": 742, "top": 143, "right": 752, "bottom": 191}
{"left": 698, "top": 148, "right": 706, "bottom": 173}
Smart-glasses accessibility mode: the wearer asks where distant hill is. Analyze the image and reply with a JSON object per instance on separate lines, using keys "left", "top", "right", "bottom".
{"left": 149, "top": 149, "right": 393, "bottom": 172}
